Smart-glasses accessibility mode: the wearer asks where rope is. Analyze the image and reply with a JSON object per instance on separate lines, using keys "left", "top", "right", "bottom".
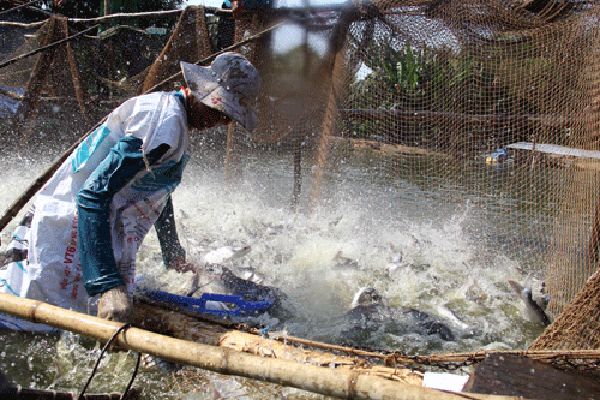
{"left": 77, "top": 324, "right": 141, "bottom": 400}
{"left": 255, "top": 327, "right": 600, "bottom": 371}
{"left": 0, "top": 0, "right": 40, "bottom": 16}
{"left": 0, "top": 23, "right": 100, "bottom": 70}
{"left": 125, "top": 350, "right": 142, "bottom": 398}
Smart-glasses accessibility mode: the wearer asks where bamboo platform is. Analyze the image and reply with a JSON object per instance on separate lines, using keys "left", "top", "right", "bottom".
{"left": 131, "top": 298, "right": 423, "bottom": 386}
{"left": 0, "top": 292, "right": 543, "bottom": 400}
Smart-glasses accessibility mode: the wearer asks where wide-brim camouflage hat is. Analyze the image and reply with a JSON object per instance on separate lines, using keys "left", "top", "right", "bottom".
{"left": 180, "top": 53, "right": 261, "bottom": 132}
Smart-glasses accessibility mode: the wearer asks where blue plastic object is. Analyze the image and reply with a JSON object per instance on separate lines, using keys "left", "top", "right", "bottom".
{"left": 144, "top": 290, "right": 274, "bottom": 317}
{"left": 485, "top": 148, "right": 508, "bottom": 163}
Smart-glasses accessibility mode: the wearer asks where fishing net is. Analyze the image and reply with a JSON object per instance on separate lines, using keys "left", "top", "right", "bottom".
{"left": 244, "top": 0, "right": 600, "bottom": 327}
{"left": 530, "top": 268, "right": 600, "bottom": 351}
{"left": 2, "top": 0, "right": 600, "bottom": 353}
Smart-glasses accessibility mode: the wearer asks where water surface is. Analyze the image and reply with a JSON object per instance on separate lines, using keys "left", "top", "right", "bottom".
{"left": 0, "top": 137, "right": 564, "bottom": 398}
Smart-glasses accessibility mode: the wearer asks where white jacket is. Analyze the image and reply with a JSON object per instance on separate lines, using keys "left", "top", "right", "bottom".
{"left": 0, "top": 92, "right": 189, "bottom": 330}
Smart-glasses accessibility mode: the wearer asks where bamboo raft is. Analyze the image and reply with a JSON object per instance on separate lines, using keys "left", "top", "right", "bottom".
{"left": 4, "top": 292, "right": 600, "bottom": 399}
{"left": 0, "top": 292, "right": 544, "bottom": 400}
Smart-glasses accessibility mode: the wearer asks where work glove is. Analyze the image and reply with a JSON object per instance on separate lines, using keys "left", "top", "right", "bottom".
{"left": 97, "top": 285, "right": 133, "bottom": 323}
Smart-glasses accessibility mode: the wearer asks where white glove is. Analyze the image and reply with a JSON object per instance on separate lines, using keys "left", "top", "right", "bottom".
{"left": 97, "top": 285, "right": 133, "bottom": 323}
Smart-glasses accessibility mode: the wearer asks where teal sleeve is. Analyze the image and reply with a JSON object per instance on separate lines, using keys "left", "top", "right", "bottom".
{"left": 77, "top": 137, "right": 169, "bottom": 297}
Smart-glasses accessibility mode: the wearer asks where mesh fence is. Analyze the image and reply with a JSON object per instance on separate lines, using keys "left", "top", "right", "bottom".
{"left": 1, "top": 1, "right": 600, "bottom": 347}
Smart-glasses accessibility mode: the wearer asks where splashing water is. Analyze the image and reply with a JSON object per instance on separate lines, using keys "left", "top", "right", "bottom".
{"left": 0, "top": 141, "right": 553, "bottom": 398}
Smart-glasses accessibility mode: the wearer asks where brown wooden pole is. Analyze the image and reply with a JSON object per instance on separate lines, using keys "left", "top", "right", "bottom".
{"left": 310, "top": 17, "right": 350, "bottom": 211}
{"left": 0, "top": 118, "right": 106, "bottom": 243}
{"left": 14, "top": 17, "right": 63, "bottom": 144}
{"left": 292, "top": 137, "right": 302, "bottom": 210}
{"left": 142, "top": 6, "right": 210, "bottom": 93}
{"left": 60, "top": 18, "right": 91, "bottom": 125}
{"left": 587, "top": 193, "right": 600, "bottom": 264}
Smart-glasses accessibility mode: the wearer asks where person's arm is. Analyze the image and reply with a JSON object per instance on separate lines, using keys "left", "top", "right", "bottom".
{"left": 77, "top": 138, "right": 169, "bottom": 321}
{"left": 155, "top": 195, "right": 188, "bottom": 269}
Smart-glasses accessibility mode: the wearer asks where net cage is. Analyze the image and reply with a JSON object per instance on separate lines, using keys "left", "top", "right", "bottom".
{"left": 2, "top": 0, "right": 600, "bottom": 356}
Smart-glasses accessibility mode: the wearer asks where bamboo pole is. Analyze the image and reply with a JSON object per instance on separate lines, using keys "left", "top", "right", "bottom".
{"left": 224, "top": 122, "right": 240, "bottom": 181}
{"left": 292, "top": 137, "right": 302, "bottom": 210}
{"left": 0, "top": 86, "right": 22, "bottom": 100}
{"left": 0, "top": 23, "right": 99, "bottom": 70}
{"left": 0, "top": 293, "right": 523, "bottom": 400}
{"left": 0, "top": 120, "right": 105, "bottom": 243}
{"left": 132, "top": 301, "right": 423, "bottom": 385}
{"left": 133, "top": 301, "right": 600, "bottom": 373}
{"left": 70, "top": 9, "right": 184, "bottom": 24}
{"left": 0, "top": 0, "right": 40, "bottom": 16}
{"left": 0, "top": 21, "right": 47, "bottom": 28}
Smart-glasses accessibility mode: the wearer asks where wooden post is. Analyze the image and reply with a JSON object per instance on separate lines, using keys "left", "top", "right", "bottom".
{"left": 224, "top": 7, "right": 272, "bottom": 182}
{"left": 224, "top": 122, "right": 241, "bottom": 181}
{"left": 310, "top": 12, "right": 352, "bottom": 212}
{"left": 292, "top": 136, "right": 302, "bottom": 210}
{"left": 15, "top": 17, "right": 63, "bottom": 142}
{"left": 587, "top": 193, "right": 600, "bottom": 264}
{"left": 62, "top": 18, "right": 90, "bottom": 125}
{"left": 142, "top": 6, "right": 212, "bottom": 93}
{"left": 14, "top": 16, "right": 90, "bottom": 144}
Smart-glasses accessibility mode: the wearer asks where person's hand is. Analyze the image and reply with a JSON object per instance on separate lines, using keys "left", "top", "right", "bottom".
{"left": 167, "top": 257, "right": 196, "bottom": 273}
{"left": 97, "top": 285, "right": 133, "bottom": 323}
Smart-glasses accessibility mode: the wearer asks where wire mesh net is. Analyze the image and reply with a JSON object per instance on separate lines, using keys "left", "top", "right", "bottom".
{"left": 2, "top": 0, "right": 600, "bottom": 353}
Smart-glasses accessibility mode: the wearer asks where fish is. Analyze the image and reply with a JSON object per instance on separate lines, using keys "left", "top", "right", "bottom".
{"left": 186, "top": 264, "right": 293, "bottom": 320}
{"left": 386, "top": 261, "right": 432, "bottom": 275}
{"left": 342, "top": 287, "right": 455, "bottom": 344}
{"left": 351, "top": 286, "right": 384, "bottom": 308}
{"left": 385, "top": 252, "right": 406, "bottom": 273}
{"left": 238, "top": 266, "right": 266, "bottom": 285}
{"left": 202, "top": 245, "right": 251, "bottom": 265}
{"left": 332, "top": 251, "right": 359, "bottom": 269}
{"left": 508, "top": 274, "right": 551, "bottom": 327}
{"left": 435, "top": 304, "right": 470, "bottom": 331}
